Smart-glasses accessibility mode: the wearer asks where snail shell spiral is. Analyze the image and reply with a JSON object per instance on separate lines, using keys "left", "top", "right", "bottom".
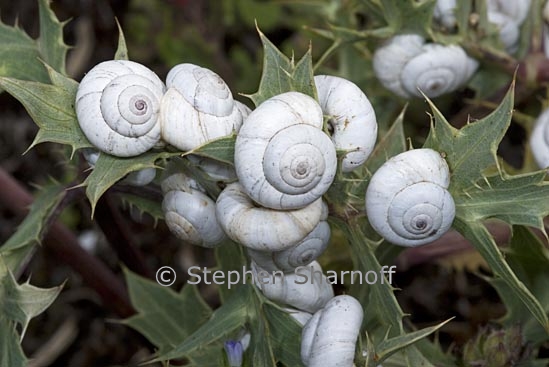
{"left": 75, "top": 60, "right": 165, "bottom": 157}
{"left": 301, "top": 295, "right": 363, "bottom": 367}
{"left": 365, "top": 148, "right": 456, "bottom": 247}
{"left": 235, "top": 92, "right": 337, "bottom": 210}
{"left": 160, "top": 63, "right": 244, "bottom": 151}
{"left": 161, "top": 173, "right": 226, "bottom": 248}
{"left": 373, "top": 35, "right": 478, "bottom": 99}
{"left": 314, "top": 75, "right": 378, "bottom": 172}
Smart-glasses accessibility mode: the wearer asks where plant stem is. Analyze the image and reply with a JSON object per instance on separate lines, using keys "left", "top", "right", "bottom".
{"left": 0, "top": 167, "right": 134, "bottom": 318}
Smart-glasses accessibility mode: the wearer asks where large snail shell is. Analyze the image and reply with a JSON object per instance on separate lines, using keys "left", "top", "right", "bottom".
{"left": 373, "top": 35, "right": 478, "bottom": 98}
{"left": 160, "top": 64, "right": 243, "bottom": 151}
{"left": 247, "top": 201, "right": 330, "bottom": 272}
{"left": 76, "top": 60, "right": 165, "bottom": 157}
{"left": 365, "top": 148, "right": 455, "bottom": 247}
{"left": 252, "top": 261, "right": 334, "bottom": 313}
{"left": 314, "top": 75, "right": 378, "bottom": 172}
{"left": 235, "top": 92, "right": 337, "bottom": 210}
{"left": 301, "top": 295, "right": 363, "bottom": 367}
{"left": 530, "top": 108, "right": 549, "bottom": 169}
{"left": 216, "top": 182, "right": 323, "bottom": 251}
{"left": 161, "top": 173, "right": 226, "bottom": 247}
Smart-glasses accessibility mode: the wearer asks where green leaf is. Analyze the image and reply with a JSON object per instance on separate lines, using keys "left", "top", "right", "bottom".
{"left": 423, "top": 82, "right": 514, "bottom": 191}
{"left": 0, "top": 317, "right": 27, "bottom": 367}
{"left": 263, "top": 303, "right": 305, "bottom": 367}
{"left": 245, "top": 26, "right": 316, "bottom": 107}
{"left": 120, "top": 193, "right": 164, "bottom": 224}
{"left": 184, "top": 135, "right": 237, "bottom": 166}
{"left": 152, "top": 285, "right": 251, "bottom": 362}
{"left": 214, "top": 242, "right": 248, "bottom": 302}
{"left": 0, "top": 183, "right": 65, "bottom": 274}
{"left": 375, "top": 319, "right": 452, "bottom": 363}
{"left": 82, "top": 151, "right": 177, "bottom": 215}
{"left": 114, "top": 19, "right": 129, "bottom": 61}
{"left": 377, "top": 0, "right": 436, "bottom": 36}
{"left": 37, "top": 0, "right": 69, "bottom": 75}
{"left": 0, "top": 271, "right": 62, "bottom": 340}
{"left": 122, "top": 269, "right": 212, "bottom": 355}
{"left": 0, "top": 66, "right": 92, "bottom": 155}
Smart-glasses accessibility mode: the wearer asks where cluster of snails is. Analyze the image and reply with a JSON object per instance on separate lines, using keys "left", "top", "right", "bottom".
{"left": 373, "top": 0, "right": 531, "bottom": 99}
{"left": 75, "top": 58, "right": 457, "bottom": 366}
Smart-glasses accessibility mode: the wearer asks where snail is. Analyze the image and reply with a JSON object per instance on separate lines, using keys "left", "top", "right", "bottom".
{"left": 75, "top": 60, "right": 165, "bottom": 157}
{"left": 216, "top": 182, "right": 323, "bottom": 251}
{"left": 160, "top": 63, "right": 244, "bottom": 151}
{"left": 251, "top": 261, "right": 334, "bottom": 313}
{"left": 365, "top": 148, "right": 455, "bottom": 247}
{"left": 487, "top": 11, "right": 520, "bottom": 53}
{"left": 530, "top": 108, "right": 549, "bottom": 169}
{"left": 301, "top": 295, "right": 363, "bottom": 367}
{"left": 487, "top": 0, "right": 531, "bottom": 25}
{"left": 161, "top": 173, "right": 226, "bottom": 247}
{"left": 235, "top": 92, "right": 337, "bottom": 210}
{"left": 372, "top": 34, "right": 478, "bottom": 98}
{"left": 247, "top": 201, "right": 330, "bottom": 272}
{"left": 314, "top": 75, "right": 378, "bottom": 172}
{"left": 81, "top": 148, "right": 156, "bottom": 186}
{"left": 433, "top": 0, "right": 457, "bottom": 28}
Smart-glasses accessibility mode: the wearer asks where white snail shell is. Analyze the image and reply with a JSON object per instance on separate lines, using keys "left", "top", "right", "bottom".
{"left": 75, "top": 60, "right": 165, "bottom": 157}
{"left": 365, "top": 148, "right": 455, "bottom": 247}
{"left": 216, "top": 182, "right": 323, "bottom": 251}
{"left": 161, "top": 173, "right": 226, "bottom": 247}
{"left": 373, "top": 35, "right": 478, "bottom": 98}
{"left": 235, "top": 92, "right": 337, "bottom": 210}
{"left": 530, "top": 108, "right": 549, "bottom": 169}
{"left": 433, "top": 0, "right": 457, "bottom": 28}
{"left": 252, "top": 261, "right": 334, "bottom": 313}
{"left": 314, "top": 75, "right": 378, "bottom": 172}
{"left": 487, "top": 11, "right": 520, "bottom": 53}
{"left": 160, "top": 63, "right": 244, "bottom": 151}
{"left": 247, "top": 201, "right": 330, "bottom": 272}
{"left": 487, "top": 0, "right": 531, "bottom": 25}
{"left": 301, "top": 295, "right": 363, "bottom": 367}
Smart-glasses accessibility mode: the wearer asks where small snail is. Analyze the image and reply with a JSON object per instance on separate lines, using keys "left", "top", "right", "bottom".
{"left": 301, "top": 295, "right": 363, "bottom": 367}
{"left": 487, "top": 11, "right": 520, "bottom": 53}
{"left": 530, "top": 108, "right": 549, "bottom": 169}
{"left": 314, "top": 75, "right": 378, "bottom": 172}
{"left": 216, "top": 182, "right": 323, "bottom": 251}
{"left": 487, "top": 0, "right": 531, "bottom": 25}
{"left": 365, "top": 148, "right": 455, "bottom": 247}
{"left": 235, "top": 92, "right": 337, "bottom": 210}
{"left": 161, "top": 173, "right": 226, "bottom": 247}
{"left": 160, "top": 63, "right": 244, "bottom": 151}
{"left": 433, "top": 0, "right": 457, "bottom": 28}
{"left": 75, "top": 60, "right": 165, "bottom": 157}
{"left": 372, "top": 34, "right": 478, "bottom": 98}
{"left": 251, "top": 261, "right": 334, "bottom": 313}
{"left": 247, "top": 201, "right": 330, "bottom": 272}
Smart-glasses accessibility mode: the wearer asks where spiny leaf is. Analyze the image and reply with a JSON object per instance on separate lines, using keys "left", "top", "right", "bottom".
{"left": 0, "top": 69, "right": 92, "bottom": 156}
{"left": 38, "top": 0, "right": 69, "bottom": 75}
{"left": 82, "top": 151, "right": 178, "bottom": 216}
{"left": 377, "top": 0, "right": 436, "bottom": 36}
{"left": 151, "top": 285, "right": 251, "bottom": 362}
{"left": 114, "top": 19, "right": 129, "bottom": 61}
{"left": 423, "top": 81, "right": 514, "bottom": 191}
{"left": 245, "top": 26, "right": 316, "bottom": 107}
{"left": 0, "top": 183, "right": 65, "bottom": 274}
{"left": 0, "top": 258, "right": 62, "bottom": 341}
{"left": 119, "top": 193, "right": 164, "bottom": 224}
{"left": 183, "top": 135, "right": 237, "bottom": 166}
{"left": 122, "top": 269, "right": 212, "bottom": 355}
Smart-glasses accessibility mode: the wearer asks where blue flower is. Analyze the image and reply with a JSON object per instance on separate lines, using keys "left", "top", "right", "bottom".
{"left": 224, "top": 340, "right": 243, "bottom": 367}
